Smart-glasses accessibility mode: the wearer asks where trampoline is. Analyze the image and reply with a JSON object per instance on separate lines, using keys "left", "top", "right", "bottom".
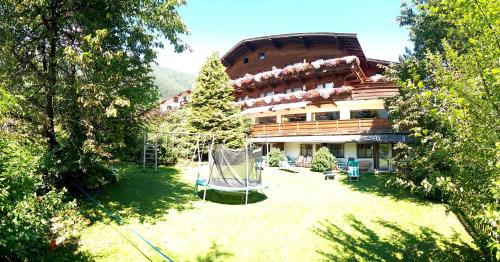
{"left": 196, "top": 144, "right": 268, "bottom": 205}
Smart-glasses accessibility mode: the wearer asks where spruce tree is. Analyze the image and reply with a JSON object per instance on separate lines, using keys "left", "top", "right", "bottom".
{"left": 188, "top": 53, "right": 249, "bottom": 148}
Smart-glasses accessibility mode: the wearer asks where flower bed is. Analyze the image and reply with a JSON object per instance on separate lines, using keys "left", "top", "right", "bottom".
{"left": 236, "top": 86, "right": 353, "bottom": 109}
{"left": 230, "top": 55, "right": 361, "bottom": 87}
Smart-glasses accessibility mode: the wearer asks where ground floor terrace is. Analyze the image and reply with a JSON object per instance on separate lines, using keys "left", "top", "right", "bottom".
{"left": 253, "top": 134, "right": 407, "bottom": 172}
{"left": 72, "top": 164, "right": 480, "bottom": 261}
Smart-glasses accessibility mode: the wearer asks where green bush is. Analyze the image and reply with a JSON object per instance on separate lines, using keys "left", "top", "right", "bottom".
{"left": 0, "top": 139, "right": 86, "bottom": 260}
{"left": 311, "top": 147, "right": 336, "bottom": 172}
{"left": 268, "top": 147, "right": 286, "bottom": 167}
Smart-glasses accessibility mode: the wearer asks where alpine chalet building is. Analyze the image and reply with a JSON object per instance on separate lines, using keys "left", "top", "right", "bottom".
{"left": 222, "top": 33, "right": 407, "bottom": 172}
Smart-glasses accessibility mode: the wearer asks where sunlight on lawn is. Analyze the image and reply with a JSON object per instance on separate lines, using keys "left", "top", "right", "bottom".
{"left": 77, "top": 164, "right": 481, "bottom": 261}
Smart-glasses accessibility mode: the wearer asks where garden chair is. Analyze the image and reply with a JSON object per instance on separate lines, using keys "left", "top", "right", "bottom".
{"left": 304, "top": 156, "right": 312, "bottom": 168}
{"left": 348, "top": 159, "right": 359, "bottom": 181}
{"left": 279, "top": 161, "right": 299, "bottom": 173}
{"left": 358, "top": 161, "right": 371, "bottom": 172}
{"left": 295, "top": 155, "right": 305, "bottom": 167}
{"left": 286, "top": 155, "right": 297, "bottom": 166}
{"left": 336, "top": 160, "right": 345, "bottom": 171}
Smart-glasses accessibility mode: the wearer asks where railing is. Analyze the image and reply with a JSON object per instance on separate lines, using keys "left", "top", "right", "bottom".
{"left": 251, "top": 119, "right": 392, "bottom": 137}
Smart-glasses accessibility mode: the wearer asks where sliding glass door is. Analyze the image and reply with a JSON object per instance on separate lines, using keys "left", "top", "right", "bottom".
{"left": 376, "top": 144, "right": 390, "bottom": 171}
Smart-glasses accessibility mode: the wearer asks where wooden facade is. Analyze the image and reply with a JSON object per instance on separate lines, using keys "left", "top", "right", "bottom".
{"left": 222, "top": 32, "right": 405, "bottom": 171}
{"left": 252, "top": 119, "right": 393, "bottom": 137}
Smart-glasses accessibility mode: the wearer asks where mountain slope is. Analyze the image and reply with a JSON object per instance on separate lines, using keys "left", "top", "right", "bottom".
{"left": 152, "top": 64, "right": 195, "bottom": 99}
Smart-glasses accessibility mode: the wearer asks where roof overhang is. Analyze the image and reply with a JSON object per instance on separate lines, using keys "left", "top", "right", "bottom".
{"left": 221, "top": 32, "right": 367, "bottom": 68}
{"left": 241, "top": 105, "right": 273, "bottom": 115}
{"left": 271, "top": 101, "right": 310, "bottom": 111}
{"left": 250, "top": 134, "right": 409, "bottom": 143}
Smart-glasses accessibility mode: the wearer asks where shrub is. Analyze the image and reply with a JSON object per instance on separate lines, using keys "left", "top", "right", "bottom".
{"left": 311, "top": 147, "right": 336, "bottom": 172}
{"left": 0, "top": 139, "right": 86, "bottom": 260}
{"left": 268, "top": 147, "right": 286, "bottom": 167}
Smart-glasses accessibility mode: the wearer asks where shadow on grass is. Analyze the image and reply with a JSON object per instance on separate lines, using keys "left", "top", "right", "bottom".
{"left": 197, "top": 189, "right": 267, "bottom": 205}
{"left": 194, "top": 242, "right": 233, "bottom": 262}
{"left": 84, "top": 164, "right": 195, "bottom": 224}
{"left": 314, "top": 214, "right": 482, "bottom": 261}
{"left": 45, "top": 243, "right": 94, "bottom": 261}
{"left": 339, "top": 173, "right": 431, "bottom": 205}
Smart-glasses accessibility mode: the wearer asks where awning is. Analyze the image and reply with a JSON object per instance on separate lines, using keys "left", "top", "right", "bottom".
{"left": 241, "top": 105, "right": 273, "bottom": 115}
{"left": 250, "top": 134, "right": 408, "bottom": 143}
{"left": 271, "top": 101, "right": 310, "bottom": 111}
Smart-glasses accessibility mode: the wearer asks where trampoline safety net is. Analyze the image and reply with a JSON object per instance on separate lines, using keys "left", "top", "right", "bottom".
{"left": 208, "top": 146, "right": 263, "bottom": 188}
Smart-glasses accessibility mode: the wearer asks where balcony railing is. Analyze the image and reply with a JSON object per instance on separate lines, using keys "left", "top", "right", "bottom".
{"left": 251, "top": 119, "right": 392, "bottom": 137}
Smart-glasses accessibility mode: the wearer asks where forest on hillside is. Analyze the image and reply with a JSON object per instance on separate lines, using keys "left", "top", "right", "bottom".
{"left": 152, "top": 64, "right": 195, "bottom": 98}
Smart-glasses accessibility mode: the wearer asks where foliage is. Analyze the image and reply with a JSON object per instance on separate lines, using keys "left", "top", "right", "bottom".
{"left": 154, "top": 107, "right": 195, "bottom": 164}
{"left": 0, "top": 0, "right": 188, "bottom": 189}
{"left": 187, "top": 53, "right": 250, "bottom": 149}
{"left": 311, "top": 147, "right": 336, "bottom": 172}
{"left": 268, "top": 147, "right": 286, "bottom": 167}
{"left": 0, "top": 120, "right": 86, "bottom": 259}
{"left": 386, "top": 0, "right": 499, "bottom": 258}
{"left": 152, "top": 64, "right": 195, "bottom": 98}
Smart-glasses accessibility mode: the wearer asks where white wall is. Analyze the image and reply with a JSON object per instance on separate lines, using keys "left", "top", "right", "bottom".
{"left": 248, "top": 99, "right": 386, "bottom": 123}
{"left": 344, "top": 143, "right": 357, "bottom": 160}
{"left": 339, "top": 108, "right": 350, "bottom": 120}
{"left": 160, "top": 98, "right": 179, "bottom": 112}
{"left": 284, "top": 142, "right": 300, "bottom": 159}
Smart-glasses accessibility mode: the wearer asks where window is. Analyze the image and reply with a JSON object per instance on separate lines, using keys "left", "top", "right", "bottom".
{"left": 285, "top": 86, "right": 302, "bottom": 94}
{"left": 167, "top": 106, "right": 172, "bottom": 110}
{"left": 258, "top": 52, "right": 265, "bottom": 60}
{"left": 378, "top": 109, "right": 389, "bottom": 118}
{"left": 357, "top": 143, "right": 373, "bottom": 158}
{"left": 243, "top": 57, "right": 249, "bottom": 64}
{"left": 350, "top": 110, "right": 379, "bottom": 119}
{"left": 237, "top": 96, "right": 250, "bottom": 102}
{"left": 300, "top": 144, "right": 313, "bottom": 157}
{"left": 281, "top": 113, "right": 307, "bottom": 123}
{"left": 313, "top": 111, "right": 340, "bottom": 121}
{"left": 260, "top": 91, "right": 274, "bottom": 98}
{"left": 322, "top": 143, "right": 344, "bottom": 158}
{"left": 173, "top": 97, "right": 178, "bottom": 103}
{"left": 255, "top": 116, "right": 277, "bottom": 124}
{"left": 316, "top": 82, "right": 334, "bottom": 90}
{"left": 183, "top": 96, "right": 188, "bottom": 102}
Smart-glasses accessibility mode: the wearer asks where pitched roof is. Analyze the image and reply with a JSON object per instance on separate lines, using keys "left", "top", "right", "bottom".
{"left": 221, "top": 32, "right": 368, "bottom": 67}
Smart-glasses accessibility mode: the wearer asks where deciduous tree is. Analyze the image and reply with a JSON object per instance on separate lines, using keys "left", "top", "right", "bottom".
{"left": 386, "top": 0, "right": 499, "bottom": 257}
{"left": 0, "top": 0, "right": 188, "bottom": 187}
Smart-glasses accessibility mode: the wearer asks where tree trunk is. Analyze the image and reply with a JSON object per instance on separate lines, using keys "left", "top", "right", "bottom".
{"left": 44, "top": 2, "right": 59, "bottom": 151}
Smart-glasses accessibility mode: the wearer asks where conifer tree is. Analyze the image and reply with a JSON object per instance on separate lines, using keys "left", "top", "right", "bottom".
{"left": 188, "top": 53, "right": 249, "bottom": 148}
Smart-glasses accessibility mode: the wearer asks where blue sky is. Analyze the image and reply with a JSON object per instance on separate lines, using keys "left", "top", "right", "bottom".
{"left": 156, "top": 0, "right": 412, "bottom": 74}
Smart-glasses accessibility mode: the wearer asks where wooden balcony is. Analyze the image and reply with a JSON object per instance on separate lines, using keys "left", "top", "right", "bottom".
{"left": 251, "top": 119, "right": 393, "bottom": 137}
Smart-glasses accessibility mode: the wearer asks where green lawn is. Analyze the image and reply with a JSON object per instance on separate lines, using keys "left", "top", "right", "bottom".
{"left": 73, "top": 164, "right": 482, "bottom": 261}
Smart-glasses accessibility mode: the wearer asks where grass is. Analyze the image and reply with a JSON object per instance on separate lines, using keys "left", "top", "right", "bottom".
{"left": 71, "top": 164, "right": 482, "bottom": 261}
